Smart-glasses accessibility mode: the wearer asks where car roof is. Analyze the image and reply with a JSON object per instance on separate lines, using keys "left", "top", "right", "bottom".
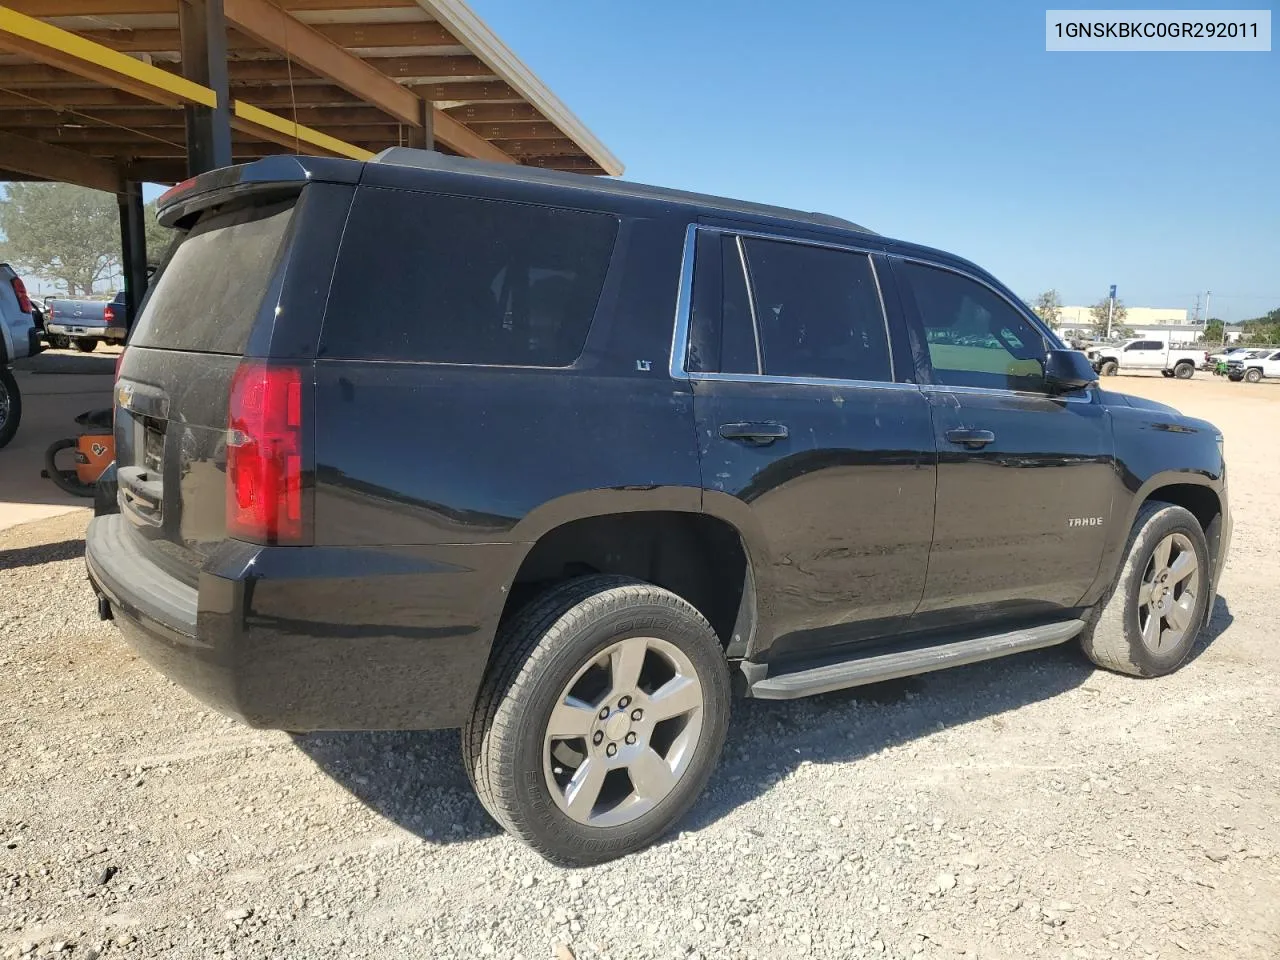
{"left": 372, "top": 147, "right": 876, "bottom": 236}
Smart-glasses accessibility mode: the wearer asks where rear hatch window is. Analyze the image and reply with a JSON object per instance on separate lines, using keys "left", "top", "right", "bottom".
{"left": 131, "top": 198, "right": 296, "bottom": 355}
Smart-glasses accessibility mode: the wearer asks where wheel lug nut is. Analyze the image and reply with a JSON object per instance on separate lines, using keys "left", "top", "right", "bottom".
{"left": 618, "top": 695, "right": 631, "bottom": 709}
{"left": 599, "top": 706, "right": 609, "bottom": 720}
{"left": 625, "top": 732, "right": 637, "bottom": 745}
{"left": 592, "top": 731, "right": 603, "bottom": 745}
{"left": 606, "top": 743, "right": 617, "bottom": 757}
{"left": 631, "top": 709, "right": 642, "bottom": 721}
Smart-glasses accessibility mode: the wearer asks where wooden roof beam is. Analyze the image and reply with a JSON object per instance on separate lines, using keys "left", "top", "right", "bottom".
{"left": 0, "top": 131, "right": 120, "bottom": 192}
{"left": 222, "top": 0, "right": 512, "bottom": 163}
{"left": 79, "top": 22, "right": 460, "bottom": 53}
{"left": 0, "top": 7, "right": 216, "bottom": 108}
{"left": 9, "top": 0, "right": 419, "bottom": 13}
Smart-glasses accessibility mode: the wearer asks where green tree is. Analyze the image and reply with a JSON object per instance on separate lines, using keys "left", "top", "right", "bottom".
{"left": 1201, "top": 318, "right": 1224, "bottom": 343}
{"left": 1240, "top": 307, "right": 1280, "bottom": 345}
{"left": 1031, "top": 289, "right": 1063, "bottom": 328}
{"left": 0, "top": 182, "right": 119, "bottom": 295}
{"left": 1089, "top": 297, "right": 1129, "bottom": 340}
{"left": 143, "top": 200, "right": 174, "bottom": 266}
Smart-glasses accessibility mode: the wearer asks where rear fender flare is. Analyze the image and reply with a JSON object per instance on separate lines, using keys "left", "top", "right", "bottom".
{"left": 505, "top": 485, "right": 770, "bottom": 651}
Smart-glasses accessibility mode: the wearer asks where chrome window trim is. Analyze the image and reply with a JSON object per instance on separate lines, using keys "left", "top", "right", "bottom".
{"left": 689, "top": 371, "right": 921, "bottom": 391}
{"left": 668, "top": 222, "right": 698, "bottom": 380}
{"left": 919, "top": 382, "right": 1096, "bottom": 404}
{"left": 671, "top": 223, "right": 898, "bottom": 387}
{"left": 734, "top": 234, "right": 764, "bottom": 375}
{"left": 866, "top": 256, "right": 895, "bottom": 381}
{"left": 668, "top": 222, "right": 1094, "bottom": 404}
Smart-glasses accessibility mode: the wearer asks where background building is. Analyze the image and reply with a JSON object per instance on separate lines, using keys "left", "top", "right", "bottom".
{"left": 1058, "top": 305, "right": 1190, "bottom": 328}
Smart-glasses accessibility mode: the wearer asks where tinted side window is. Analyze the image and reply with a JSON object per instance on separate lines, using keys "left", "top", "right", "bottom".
{"left": 324, "top": 188, "right": 618, "bottom": 365}
{"left": 899, "top": 261, "right": 1048, "bottom": 392}
{"left": 687, "top": 232, "right": 759, "bottom": 374}
{"left": 720, "top": 237, "right": 758, "bottom": 374}
{"left": 740, "top": 238, "right": 891, "bottom": 382}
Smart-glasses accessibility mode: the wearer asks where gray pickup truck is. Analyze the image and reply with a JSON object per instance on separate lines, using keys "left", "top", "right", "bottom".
{"left": 45, "top": 291, "right": 128, "bottom": 352}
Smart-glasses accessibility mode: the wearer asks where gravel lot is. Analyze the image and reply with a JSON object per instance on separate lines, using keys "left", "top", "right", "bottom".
{"left": 3, "top": 374, "right": 1278, "bottom": 960}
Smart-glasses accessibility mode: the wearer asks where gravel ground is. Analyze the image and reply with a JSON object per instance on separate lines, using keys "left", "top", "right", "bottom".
{"left": 3, "top": 375, "right": 1278, "bottom": 960}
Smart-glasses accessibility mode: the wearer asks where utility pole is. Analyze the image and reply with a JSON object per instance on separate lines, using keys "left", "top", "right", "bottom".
{"left": 1192, "top": 293, "right": 1201, "bottom": 325}
{"left": 1106, "top": 284, "right": 1116, "bottom": 340}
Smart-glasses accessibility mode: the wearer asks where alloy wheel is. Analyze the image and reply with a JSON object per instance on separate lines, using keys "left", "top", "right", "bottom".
{"left": 0, "top": 376, "right": 9, "bottom": 431}
{"left": 543, "top": 635, "right": 704, "bottom": 828}
{"left": 1136, "top": 532, "right": 1200, "bottom": 654}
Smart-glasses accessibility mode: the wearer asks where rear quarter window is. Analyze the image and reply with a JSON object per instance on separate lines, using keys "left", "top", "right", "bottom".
{"left": 321, "top": 188, "right": 619, "bottom": 366}
{"left": 130, "top": 198, "right": 296, "bottom": 354}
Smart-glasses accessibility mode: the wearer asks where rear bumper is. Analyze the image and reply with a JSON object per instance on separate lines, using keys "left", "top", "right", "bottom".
{"left": 86, "top": 514, "right": 524, "bottom": 731}
{"left": 46, "top": 322, "right": 124, "bottom": 340}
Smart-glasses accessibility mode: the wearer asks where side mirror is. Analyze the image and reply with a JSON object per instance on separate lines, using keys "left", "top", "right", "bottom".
{"left": 1044, "top": 349, "right": 1098, "bottom": 393}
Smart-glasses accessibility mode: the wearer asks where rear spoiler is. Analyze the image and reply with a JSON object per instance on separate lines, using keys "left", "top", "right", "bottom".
{"left": 156, "top": 155, "right": 363, "bottom": 228}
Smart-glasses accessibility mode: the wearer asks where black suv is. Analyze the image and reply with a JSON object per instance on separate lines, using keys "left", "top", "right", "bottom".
{"left": 87, "top": 151, "right": 1229, "bottom": 865}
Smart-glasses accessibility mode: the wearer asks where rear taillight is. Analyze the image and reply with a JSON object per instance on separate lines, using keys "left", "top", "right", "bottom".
{"left": 226, "top": 362, "right": 304, "bottom": 544}
{"left": 103, "top": 304, "right": 115, "bottom": 324}
{"left": 10, "top": 276, "right": 31, "bottom": 314}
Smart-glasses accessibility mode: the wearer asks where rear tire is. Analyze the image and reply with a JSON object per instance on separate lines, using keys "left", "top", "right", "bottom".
{"left": 0, "top": 367, "right": 20, "bottom": 449}
{"left": 1244, "top": 367, "right": 1263, "bottom": 383}
{"left": 74, "top": 339, "right": 97, "bottom": 353}
{"left": 48, "top": 335, "right": 70, "bottom": 350}
{"left": 1079, "top": 502, "right": 1210, "bottom": 678}
{"left": 1100, "top": 360, "right": 1119, "bottom": 377}
{"left": 463, "top": 575, "right": 730, "bottom": 866}
{"left": 1173, "top": 361, "right": 1194, "bottom": 380}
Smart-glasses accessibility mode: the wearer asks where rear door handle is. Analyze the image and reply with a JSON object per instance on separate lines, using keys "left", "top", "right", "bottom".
{"left": 945, "top": 428, "right": 996, "bottom": 449}
{"left": 719, "top": 422, "right": 789, "bottom": 445}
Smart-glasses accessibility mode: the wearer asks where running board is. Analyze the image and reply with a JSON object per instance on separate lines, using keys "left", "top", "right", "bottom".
{"left": 747, "top": 619, "right": 1086, "bottom": 700}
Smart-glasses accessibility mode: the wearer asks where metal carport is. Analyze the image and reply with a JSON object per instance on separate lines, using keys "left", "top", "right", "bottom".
{"left": 0, "top": 0, "right": 622, "bottom": 323}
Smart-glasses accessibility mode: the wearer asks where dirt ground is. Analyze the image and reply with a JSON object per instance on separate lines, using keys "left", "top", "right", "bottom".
{"left": 2, "top": 373, "right": 1278, "bottom": 960}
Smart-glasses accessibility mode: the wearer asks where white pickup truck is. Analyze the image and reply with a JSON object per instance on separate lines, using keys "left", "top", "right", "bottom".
{"left": 1227, "top": 347, "right": 1280, "bottom": 383}
{"left": 1086, "top": 338, "right": 1205, "bottom": 379}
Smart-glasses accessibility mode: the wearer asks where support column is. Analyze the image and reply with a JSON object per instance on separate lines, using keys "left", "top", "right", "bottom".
{"left": 406, "top": 97, "right": 434, "bottom": 150}
{"left": 117, "top": 181, "right": 148, "bottom": 329}
{"left": 179, "top": 0, "right": 232, "bottom": 174}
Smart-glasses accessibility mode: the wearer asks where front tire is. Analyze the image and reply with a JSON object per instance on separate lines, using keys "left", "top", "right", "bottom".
{"left": 1079, "top": 502, "right": 1210, "bottom": 677}
{"left": 1173, "top": 361, "right": 1194, "bottom": 380}
{"left": 464, "top": 575, "right": 730, "bottom": 866}
{"left": 1100, "top": 360, "right": 1119, "bottom": 377}
{"left": 1244, "top": 367, "right": 1263, "bottom": 383}
{"left": 0, "top": 368, "right": 20, "bottom": 449}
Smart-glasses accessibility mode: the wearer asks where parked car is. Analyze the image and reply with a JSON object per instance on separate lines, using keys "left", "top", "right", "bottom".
{"left": 87, "top": 152, "right": 1231, "bottom": 865}
{"left": 1086, "top": 338, "right": 1204, "bottom": 378}
{"left": 0, "top": 262, "right": 40, "bottom": 448}
{"left": 44, "top": 290, "right": 128, "bottom": 351}
{"left": 1226, "top": 347, "right": 1280, "bottom": 382}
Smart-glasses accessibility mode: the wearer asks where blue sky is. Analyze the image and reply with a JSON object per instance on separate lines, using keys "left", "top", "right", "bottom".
{"left": 464, "top": 0, "right": 1278, "bottom": 322}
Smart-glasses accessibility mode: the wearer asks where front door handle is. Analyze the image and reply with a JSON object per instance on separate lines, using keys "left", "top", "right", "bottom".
{"left": 945, "top": 428, "right": 996, "bottom": 449}
{"left": 719, "top": 422, "right": 789, "bottom": 446}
